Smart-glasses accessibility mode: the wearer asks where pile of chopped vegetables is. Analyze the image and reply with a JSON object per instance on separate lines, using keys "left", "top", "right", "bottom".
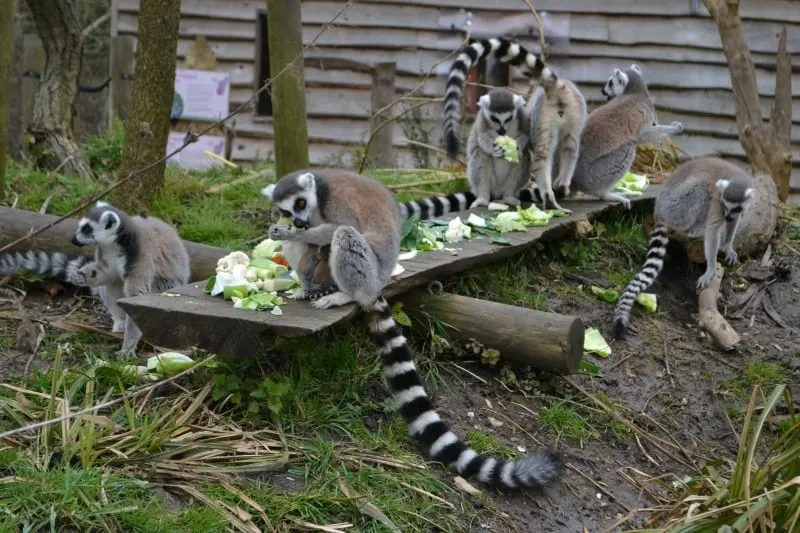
{"left": 400, "top": 203, "right": 570, "bottom": 253}
{"left": 203, "top": 237, "right": 300, "bottom": 315}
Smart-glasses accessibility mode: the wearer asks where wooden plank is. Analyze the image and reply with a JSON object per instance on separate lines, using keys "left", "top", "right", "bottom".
{"left": 117, "top": 186, "right": 659, "bottom": 356}
{"left": 116, "top": 0, "right": 800, "bottom": 26}
{"left": 366, "top": 0, "right": 800, "bottom": 24}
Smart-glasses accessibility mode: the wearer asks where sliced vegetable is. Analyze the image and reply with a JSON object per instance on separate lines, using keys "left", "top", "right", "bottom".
{"left": 591, "top": 286, "right": 620, "bottom": 304}
{"left": 584, "top": 327, "right": 612, "bottom": 358}
{"left": 635, "top": 293, "right": 657, "bottom": 313}
{"left": 147, "top": 352, "right": 196, "bottom": 376}
{"left": 494, "top": 135, "right": 519, "bottom": 163}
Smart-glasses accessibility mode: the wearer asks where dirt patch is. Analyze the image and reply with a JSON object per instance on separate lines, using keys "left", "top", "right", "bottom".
{"left": 412, "top": 247, "right": 799, "bottom": 532}
{"left": 1, "top": 248, "right": 797, "bottom": 532}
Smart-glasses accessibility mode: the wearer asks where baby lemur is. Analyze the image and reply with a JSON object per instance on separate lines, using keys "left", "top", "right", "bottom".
{"left": 565, "top": 64, "right": 684, "bottom": 209}
{"left": 262, "top": 169, "right": 564, "bottom": 491}
{"left": 611, "top": 157, "right": 756, "bottom": 339}
{"left": 0, "top": 202, "right": 191, "bottom": 355}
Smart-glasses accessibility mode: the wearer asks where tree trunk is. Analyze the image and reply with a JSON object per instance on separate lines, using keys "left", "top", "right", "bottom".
{"left": 23, "top": 0, "right": 94, "bottom": 179}
{"left": 111, "top": 0, "right": 181, "bottom": 212}
{"left": 266, "top": 0, "right": 309, "bottom": 179}
{"left": 701, "top": 0, "right": 793, "bottom": 202}
{"left": 0, "top": 0, "right": 19, "bottom": 203}
{"left": 7, "top": 6, "right": 24, "bottom": 163}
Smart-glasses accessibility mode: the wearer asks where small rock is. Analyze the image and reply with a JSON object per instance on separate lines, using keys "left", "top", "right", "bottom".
{"left": 487, "top": 416, "right": 503, "bottom": 428}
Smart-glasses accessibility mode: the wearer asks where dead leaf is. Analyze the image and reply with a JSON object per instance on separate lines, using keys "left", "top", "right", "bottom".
{"left": 453, "top": 476, "right": 482, "bottom": 497}
{"left": 15, "top": 319, "right": 45, "bottom": 354}
{"left": 40, "top": 280, "right": 65, "bottom": 297}
{"left": 339, "top": 479, "right": 400, "bottom": 532}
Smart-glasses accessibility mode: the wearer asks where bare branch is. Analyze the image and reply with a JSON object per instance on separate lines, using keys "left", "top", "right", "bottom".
{"left": 81, "top": 10, "right": 110, "bottom": 41}
{"left": 770, "top": 27, "right": 792, "bottom": 142}
{"left": 0, "top": 0, "right": 354, "bottom": 254}
{"left": 520, "top": 0, "right": 548, "bottom": 61}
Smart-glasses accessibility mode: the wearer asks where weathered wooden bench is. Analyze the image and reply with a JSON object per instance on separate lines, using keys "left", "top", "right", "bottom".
{"left": 116, "top": 187, "right": 659, "bottom": 364}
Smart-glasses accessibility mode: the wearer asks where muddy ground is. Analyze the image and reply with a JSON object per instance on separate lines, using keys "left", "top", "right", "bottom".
{"left": 1, "top": 244, "right": 798, "bottom": 533}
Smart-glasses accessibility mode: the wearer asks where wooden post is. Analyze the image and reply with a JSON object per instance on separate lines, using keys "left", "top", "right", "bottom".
{"left": 367, "top": 62, "right": 396, "bottom": 168}
{"left": 110, "top": 35, "right": 135, "bottom": 123}
{"left": 0, "top": 0, "right": 18, "bottom": 202}
{"left": 401, "top": 290, "right": 585, "bottom": 374}
{"left": 266, "top": 0, "right": 309, "bottom": 178}
{"left": 21, "top": 34, "right": 44, "bottom": 141}
{"left": 7, "top": 7, "right": 24, "bottom": 161}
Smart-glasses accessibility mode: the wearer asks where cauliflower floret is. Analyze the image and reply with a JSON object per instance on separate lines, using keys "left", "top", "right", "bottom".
{"left": 216, "top": 251, "right": 251, "bottom": 274}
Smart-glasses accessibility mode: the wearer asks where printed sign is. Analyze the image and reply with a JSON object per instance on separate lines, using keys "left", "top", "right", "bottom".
{"left": 166, "top": 132, "right": 227, "bottom": 171}
{"left": 172, "top": 69, "right": 230, "bottom": 122}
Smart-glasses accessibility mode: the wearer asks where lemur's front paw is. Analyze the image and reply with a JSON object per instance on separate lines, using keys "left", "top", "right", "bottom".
{"left": 724, "top": 249, "right": 738, "bottom": 267}
{"left": 696, "top": 270, "right": 716, "bottom": 290}
{"left": 491, "top": 142, "right": 505, "bottom": 158}
{"left": 500, "top": 195, "right": 521, "bottom": 206}
{"left": 670, "top": 121, "right": 685, "bottom": 134}
{"left": 470, "top": 197, "right": 489, "bottom": 209}
{"left": 268, "top": 224, "right": 295, "bottom": 241}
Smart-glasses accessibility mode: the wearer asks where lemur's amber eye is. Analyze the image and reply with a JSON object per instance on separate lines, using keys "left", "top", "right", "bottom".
{"left": 295, "top": 198, "right": 306, "bottom": 210}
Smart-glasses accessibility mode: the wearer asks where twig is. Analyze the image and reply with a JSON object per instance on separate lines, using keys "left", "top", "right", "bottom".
{"left": 205, "top": 170, "right": 276, "bottom": 194}
{"left": 663, "top": 339, "right": 675, "bottom": 388}
{"left": 406, "top": 139, "right": 464, "bottom": 165}
{"left": 520, "top": 0, "right": 548, "bottom": 61}
{"left": 357, "top": 32, "right": 471, "bottom": 173}
{"left": 0, "top": 1, "right": 353, "bottom": 255}
{"left": 39, "top": 191, "right": 58, "bottom": 214}
{"left": 82, "top": 11, "right": 110, "bottom": 41}
{"left": 566, "top": 462, "right": 632, "bottom": 512}
{"left": 0, "top": 354, "right": 217, "bottom": 441}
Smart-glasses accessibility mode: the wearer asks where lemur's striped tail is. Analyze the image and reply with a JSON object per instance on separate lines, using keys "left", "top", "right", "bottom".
{"left": 366, "top": 296, "right": 564, "bottom": 490}
{"left": 611, "top": 224, "right": 669, "bottom": 339}
{"left": 0, "top": 251, "right": 91, "bottom": 285}
{"left": 398, "top": 192, "right": 476, "bottom": 220}
{"left": 443, "top": 36, "right": 557, "bottom": 159}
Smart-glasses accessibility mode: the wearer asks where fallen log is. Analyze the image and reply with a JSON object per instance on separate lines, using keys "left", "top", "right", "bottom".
{"left": 697, "top": 262, "right": 741, "bottom": 351}
{"left": 401, "top": 289, "right": 584, "bottom": 374}
{"left": 0, "top": 206, "right": 229, "bottom": 281}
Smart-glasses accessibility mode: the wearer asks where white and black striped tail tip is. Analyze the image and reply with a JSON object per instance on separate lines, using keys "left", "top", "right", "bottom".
{"left": 0, "top": 251, "right": 89, "bottom": 283}
{"left": 399, "top": 192, "right": 475, "bottom": 221}
{"left": 367, "top": 298, "right": 565, "bottom": 490}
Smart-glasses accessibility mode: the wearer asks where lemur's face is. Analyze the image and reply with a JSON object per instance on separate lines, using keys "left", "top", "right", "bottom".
{"left": 261, "top": 172, "right": 318, "bottom": 229}
{"left": 478, "top": 90, "right": 525, "bottom": 136}
{"left": 716, "top": 179, "right": 756, "bottom": 222}
{"left": 72, "top": 202, "right": 121, "bottom": 247}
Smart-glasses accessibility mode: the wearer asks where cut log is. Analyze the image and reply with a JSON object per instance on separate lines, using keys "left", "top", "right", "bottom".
{"left": 401, "top": 290, "right": 584, "bottom": 374}
{"left": 0, "top": 206, "right": 229, "bottom": 281}
{"left": 697, "top": 262, "right": 741, "bottom": 351}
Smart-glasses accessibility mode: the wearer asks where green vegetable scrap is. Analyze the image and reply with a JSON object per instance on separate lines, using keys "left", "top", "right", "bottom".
{"left": 147, "top": 351, "right": 196, "bottom": 377}
{"left": 494, "top": 135, "right": 519, "bottom": 163}
{"left": 635, "top": 293, "right": 657, "bottom": 313}
{"left": 584, "top": 327, "right": 611, "bottom": 358}
{"left": 591, "top": 286, "right": 619, "bottom": 303}
{"left": 613, "top": 171, "right": 650, "bottom": 196}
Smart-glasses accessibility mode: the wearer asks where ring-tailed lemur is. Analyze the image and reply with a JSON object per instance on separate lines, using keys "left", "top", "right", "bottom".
{"left": 611, "top": 157, "right": 756, "bottom": 339}
{"left": 0, "top": 202, "right": 191, "bottom": 355}
{"left": 564, "top": 64, "right": 684, "bottom": 209}
{"left": 263, "top": 169, "right": 564, "bottom": 490}
{"left": 464, "top": 88, "right": 531, "bottom": 208}
{"left": 601, "top": 63, "right": 642, "bottom": 101}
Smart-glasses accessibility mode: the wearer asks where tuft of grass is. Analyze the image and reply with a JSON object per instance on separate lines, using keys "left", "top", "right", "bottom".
{"left": 634, "top": 385, "right": 800, "bottom": 532}
{"left": 539, "top": 402, "right": 598, "bottom": 442}
{"left": 465, "top": 429, "right": 522, "bottom": 460}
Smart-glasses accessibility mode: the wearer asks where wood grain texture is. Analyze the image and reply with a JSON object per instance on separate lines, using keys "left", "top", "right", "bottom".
{"left": 401, "top": 290, "right": 585, "bottom": 374}
{"left": 117, "top": 186, "right": 659, "bottom": 357}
